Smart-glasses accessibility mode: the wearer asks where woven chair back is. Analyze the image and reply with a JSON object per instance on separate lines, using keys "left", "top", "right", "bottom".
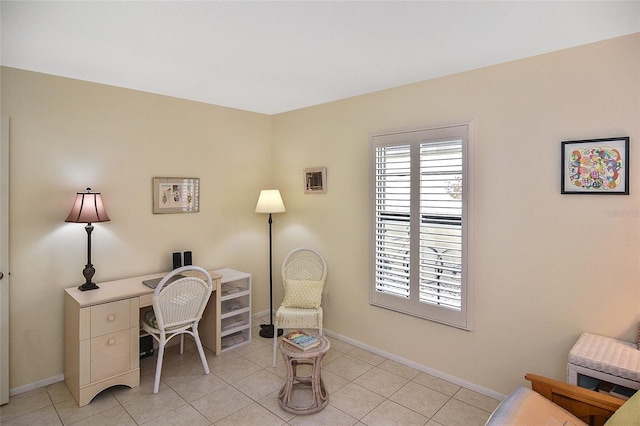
{"left": 282, "top": 248, "right": 327, "bottom": 286}
{"left": 153, "top": 266, "right": 212, "bottom": 330}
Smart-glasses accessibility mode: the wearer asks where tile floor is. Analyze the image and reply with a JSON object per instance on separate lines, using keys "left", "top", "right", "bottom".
{"left": 0, "top": 316, "right": 500, "bottom": 425}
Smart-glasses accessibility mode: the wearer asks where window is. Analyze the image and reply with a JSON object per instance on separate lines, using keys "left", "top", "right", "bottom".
{"left": 370, "top": 124, "right": 473, "bottom": 330}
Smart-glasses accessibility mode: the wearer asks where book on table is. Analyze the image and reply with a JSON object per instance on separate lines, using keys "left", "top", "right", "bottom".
{"left": 610, "top": 385, "right": 636, "bottom": 400}
{"left": 283, "top": 331, "right": 321, "bottom": 350}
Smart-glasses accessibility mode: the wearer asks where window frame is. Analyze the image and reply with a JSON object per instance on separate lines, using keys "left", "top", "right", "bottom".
{"left": 370, "top": 123, "right": 474, "bottom": 331}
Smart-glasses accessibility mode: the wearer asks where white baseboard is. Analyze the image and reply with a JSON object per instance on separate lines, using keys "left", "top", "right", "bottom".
{"left": 253, "top": 310, "right": 270, "bottom": 319}
{"left": 10, "top": 374, "right": 64, "bottom": 397}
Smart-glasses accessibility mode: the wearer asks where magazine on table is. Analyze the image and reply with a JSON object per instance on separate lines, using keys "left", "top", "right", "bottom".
{"left": 282, "top": 331, "right": 321, "bottom": 350}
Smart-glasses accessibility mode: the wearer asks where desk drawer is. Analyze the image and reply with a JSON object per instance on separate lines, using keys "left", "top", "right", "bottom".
{"left": 90, "top": 329, "right": 130, "bottom": 382}
{"left": 91, "top": 299, "right": 130, "bottom": 338}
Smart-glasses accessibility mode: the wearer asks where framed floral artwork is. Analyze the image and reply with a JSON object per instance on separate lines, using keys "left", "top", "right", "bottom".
{"left": 561, "top": 137, "right": 629, "bottom": 194}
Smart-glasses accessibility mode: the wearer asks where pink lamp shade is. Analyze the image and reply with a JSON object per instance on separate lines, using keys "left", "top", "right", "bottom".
{"left": 65, "top": 188, "right": 110, "bottom": 224}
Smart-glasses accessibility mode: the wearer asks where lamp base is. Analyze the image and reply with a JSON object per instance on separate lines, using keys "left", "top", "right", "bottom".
{"left": 78, "top": 281, "right": 99, "bottom": 291}
{"left": 259, "top": 323, "right": 283, "bottom": 338}
{"left": 79, "top": 262, "right": 98, "bottom": 291}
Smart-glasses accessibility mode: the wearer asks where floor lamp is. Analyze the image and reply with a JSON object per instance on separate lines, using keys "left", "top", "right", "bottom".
{"left": 65, "top": 188, "right": 110, "bottom": 291}
{"left": 255, "top": 189, "right": 286, "bottom": 338}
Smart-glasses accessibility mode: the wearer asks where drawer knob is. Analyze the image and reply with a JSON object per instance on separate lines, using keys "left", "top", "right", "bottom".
{"left": 108, "top": 338, "right": 115, "bottom": 345}
{"left": 108, "top": 315, "right": 115, "bottom": 322}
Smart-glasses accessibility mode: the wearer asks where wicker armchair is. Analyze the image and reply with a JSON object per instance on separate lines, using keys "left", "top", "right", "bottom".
{"left": 273, "top": 248, "right": 327, "bottom": 367}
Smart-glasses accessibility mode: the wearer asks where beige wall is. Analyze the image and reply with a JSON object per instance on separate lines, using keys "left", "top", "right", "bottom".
{"left": 1, "top": 67, "right": 273, "bottom": 389}
{"left": 271, "top": 33, "right": 640, "bottom": 395}
{"left": 1, "top": 33, "right": 639, "bottom": 396}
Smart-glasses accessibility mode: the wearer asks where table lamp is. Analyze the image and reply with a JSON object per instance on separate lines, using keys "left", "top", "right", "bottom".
{"left": 65, "top": 188, "right": 110, "bottom": 291}
{"left": 255, "top": 189, "right": 286, "bottom": 338}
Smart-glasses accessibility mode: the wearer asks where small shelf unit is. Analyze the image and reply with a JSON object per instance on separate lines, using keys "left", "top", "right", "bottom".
{"left": 214, "top": 268, "right": 252, "bottom": 352}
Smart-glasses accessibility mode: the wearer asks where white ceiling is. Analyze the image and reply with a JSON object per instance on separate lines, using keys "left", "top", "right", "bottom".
{"left": 2, "top": 1, "right": 639, "bottom": 115}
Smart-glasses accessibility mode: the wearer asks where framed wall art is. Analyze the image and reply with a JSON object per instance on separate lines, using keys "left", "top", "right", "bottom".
{"left": 153, "top": 177, "right": 200, "bottom": 213}
{"left": 304, "top": 167, "right": 327, "bottom": 194}
{"left": 561, "top": 137, "right": 629, "bottom": 195}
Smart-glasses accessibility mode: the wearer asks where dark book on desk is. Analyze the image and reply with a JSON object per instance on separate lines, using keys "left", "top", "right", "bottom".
{"left": 610, "top": 385, "right": 636, "bottom": 400}
{"left": 282, "top": 331, "right": 320, "bottom": 350}
{"left": 142, "top": 274, "right": 185, "bottom": 289}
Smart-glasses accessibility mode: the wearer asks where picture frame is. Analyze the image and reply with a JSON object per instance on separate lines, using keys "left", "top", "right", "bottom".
{"left": 153, "top": 177, "right": 200, "bottom": 213}
{"left": 561, "top": 137, "right": 629, "bottom": 195}
{"left": 304, "top": 167, "right": 327, "bottom": 194}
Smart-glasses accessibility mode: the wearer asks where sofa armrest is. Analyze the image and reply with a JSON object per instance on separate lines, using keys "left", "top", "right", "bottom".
{"left": 525, "top": 373, "right": 624, "bottom": 426}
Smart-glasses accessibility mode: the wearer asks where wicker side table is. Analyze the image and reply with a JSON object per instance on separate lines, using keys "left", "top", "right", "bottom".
{"left": 568, "top": 332, "right": 640, "bottom": 391}
{"left": 278, "top": 335, "right": 330, "bottom": 414}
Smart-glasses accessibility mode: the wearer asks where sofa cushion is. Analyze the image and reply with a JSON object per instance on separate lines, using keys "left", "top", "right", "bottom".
{"left": 605, "top": 388, "right": 640, "bottom": 425}
{"left": 486, "top": 386, "right": 585, "bottom": 425}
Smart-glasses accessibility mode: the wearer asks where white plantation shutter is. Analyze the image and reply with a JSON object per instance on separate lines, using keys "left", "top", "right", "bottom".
{"left": 419, "top": 140, "right": 463, "bottom": 310}
{"left": 374, "top": 144, "right": 411, "bottom": 298}
{"left": 371, "top": 125, "right": 472, "bottom": 330}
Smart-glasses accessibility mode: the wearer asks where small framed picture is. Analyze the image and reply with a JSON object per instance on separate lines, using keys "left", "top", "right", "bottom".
{"left": 153, "top": 177, "right": 200, "bottom": 213}
{"left": 561, "top": 137, "right": 629, "bottom": 195}
{"left": 304, "top": 167, "right": 327, "bottom": 194}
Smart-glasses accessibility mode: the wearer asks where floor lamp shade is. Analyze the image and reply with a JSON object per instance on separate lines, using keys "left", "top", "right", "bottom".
{"left": 65, "top": 188, "right": 110, "bottom": 291}
{"left": 255, "top": 189, "right": 285, "bottom": 338}
{"left": 255, "top": 189, "right": 286, "bottom": 214}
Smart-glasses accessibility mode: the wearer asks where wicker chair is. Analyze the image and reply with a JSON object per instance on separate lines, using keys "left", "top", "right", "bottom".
{"left": 141, "top": 265, "right": 213, "bottom": 393}
{"left": 273, "top": 248, "right": 327, "bottom": 367}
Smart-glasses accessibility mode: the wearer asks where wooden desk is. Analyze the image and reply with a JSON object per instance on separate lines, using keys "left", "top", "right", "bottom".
{"left": 64, "top": 270, "right": 222, "bottom": 406}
